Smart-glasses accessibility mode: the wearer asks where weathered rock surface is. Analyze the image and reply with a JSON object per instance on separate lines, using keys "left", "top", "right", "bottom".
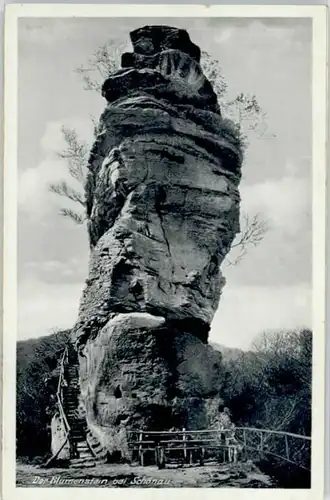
{"left": 79, "top": 313, "right": 224, "bottom": 456}
{"left": 72, "top": 25, "right": 242, "bottom": 457}
{"left": 128, "top": 25, "right": 201, "bottom": 62}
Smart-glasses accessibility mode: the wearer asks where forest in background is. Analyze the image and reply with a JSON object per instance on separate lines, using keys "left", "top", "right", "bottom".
{"left": 16, "top": 328, "right": 312, "bottom": 476}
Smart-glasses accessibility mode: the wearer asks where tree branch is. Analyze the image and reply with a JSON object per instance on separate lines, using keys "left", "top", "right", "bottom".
{"left": 225, "top": 212, "right": 269, "bottom": 266}
{"left": 49, "top": 181, "right": 85, "bottom": 207}
{"left": 59, "top": 208, "right": 85, "bottom": 225}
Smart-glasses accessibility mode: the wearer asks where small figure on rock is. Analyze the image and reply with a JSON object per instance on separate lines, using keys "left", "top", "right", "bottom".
{"left": 226, "top": 422, "right": 241, "bottom": 463}
{"left": 211, "top": 405, "right": 238, "bottom": 462}
{"left": 213, "top": 405, "right": 232, "bottom": 431}
{"left": 219, "top": 406, "right": 232, "bottom": 429}
{"left": 117, "top": 416, "right": 132, "bottom": 463}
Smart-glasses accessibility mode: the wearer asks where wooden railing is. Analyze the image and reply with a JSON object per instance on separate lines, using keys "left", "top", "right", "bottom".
{"left": 43, "top": 346, "right": 71, "bottom": 468}
{"left": 128, "top": 427, "right": 311, "bottom": 470}
{"left": 128, "top": 429, "right": 240, "bottom": 468}
{"left": 234, "top": 427, "right": 311, "bottom": 471}
{"left": 56, "top": 346, "right": 71, "bottom": 435}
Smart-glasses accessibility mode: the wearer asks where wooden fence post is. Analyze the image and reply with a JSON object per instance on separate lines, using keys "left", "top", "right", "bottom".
{"left": 183, "top": 427, "right": 187, "bottom": 462}
{"left": 243, "top": 429, "right": 247, "bottom": 461}
{"left": 138, "top": 432, "right": 143, "bottom": 466}
{"left": 160, "top": 446, "right": 165, "bottom": 468}
{"left": 222, "top": 432, "right": 226, "bottom": 463}
{"left": 285, "top": 434, "right": 290, "bottom": 461}
{"left": 200, "top": 447, "right": 205, "bottom": 466}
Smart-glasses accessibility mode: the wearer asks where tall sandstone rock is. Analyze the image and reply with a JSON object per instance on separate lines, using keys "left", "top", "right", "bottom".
{"left": 71, "top": 26, "right": 243, "bottom": 457}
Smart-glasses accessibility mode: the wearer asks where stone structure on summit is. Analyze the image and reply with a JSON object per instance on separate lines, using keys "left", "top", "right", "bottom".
{"left": 70, "top": 25, "right": 243, "bottom": 458}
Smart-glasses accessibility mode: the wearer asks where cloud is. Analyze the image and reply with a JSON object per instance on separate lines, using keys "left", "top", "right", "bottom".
{"left": 40, "top": 118, "right": 93, "bottom": 153}
{"left": 214, "top": 28, "right": 234, "bottom": 45}
{"left": 240, "top": 174, "right": 311, "bottom": 233}
{"left": 18, "top": 278, "right": 83, "bottom": 340}
{"left": 18, "top": 279, "right": 311, "bottom": 346}
{"left": 18, "top": 158, "right": 69, "bottom": 218}
{"left": 210, "top": 283, "right": 311, "bottom": 350}
{"left": 18, "top": 117, "right": 93, "bottom": 221}
{"left": 21, "top": 256, "right": 89, "bottom": 284}
{"left": 224, "top": 172, "right": 312, "bottom": 287}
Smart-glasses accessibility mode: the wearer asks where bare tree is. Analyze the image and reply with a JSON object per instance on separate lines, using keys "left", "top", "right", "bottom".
{"left": 200, "top": 51, "right": 228, "bottom": 99}
{"left": 225, "top": 213, "right": 269, "bottom": 266}
{"left": 221, "top": 93, "right": 275, "bottom": 147}
{"left": 251, "top": 329, "right": 302, "bottom": 357}
{"left": 250, "top": 329, "right": 312, "bottom": 437}
{"left": 50, "top": 40, "right": 272, "bottom": 262}
{"left": 74, "top": 40, "right": 128, "bottom": 92}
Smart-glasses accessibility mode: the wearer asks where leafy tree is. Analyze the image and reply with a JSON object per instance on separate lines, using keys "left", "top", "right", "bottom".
{"left": 223, "top": 329, "right": 312, "bottom": 433}
{"left": 221, "top": 328, "right": 312, "bottom": 481}
{"left": 16, "top": 330, "right": 70, "bottom": 459}
{"left": 49, "top": 39, "right": 270, "bottom": 261}
{"left": 49, "top": 127, "right": 89, "bottom": 225}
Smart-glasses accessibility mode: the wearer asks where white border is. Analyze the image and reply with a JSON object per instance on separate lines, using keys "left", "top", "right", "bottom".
{"left": 2, "top": 3, "right": 329, "bottom": 17}
{"left": 3, "top": 4, "right": 328, "bottom": 500}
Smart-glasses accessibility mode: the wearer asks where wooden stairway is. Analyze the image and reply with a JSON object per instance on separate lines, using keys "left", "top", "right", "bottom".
{"left": 48, "top": 344, "right": 108, "bottom": 468}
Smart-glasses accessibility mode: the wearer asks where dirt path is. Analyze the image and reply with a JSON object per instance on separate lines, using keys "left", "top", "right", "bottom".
{"left": 17, "top": 461, "right": 275, "bottom": 488}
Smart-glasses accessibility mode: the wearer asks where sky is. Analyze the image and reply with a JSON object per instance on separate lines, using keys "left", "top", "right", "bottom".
{"left": 17, "top": 17, "right": 312, "bottom": 349}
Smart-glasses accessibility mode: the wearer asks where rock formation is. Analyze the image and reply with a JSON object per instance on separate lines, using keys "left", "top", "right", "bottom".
{"left": 71, "top": 25, "right": 242, "bottom": 458}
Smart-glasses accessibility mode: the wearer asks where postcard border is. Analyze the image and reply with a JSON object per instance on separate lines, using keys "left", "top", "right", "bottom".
{"left": 3, "top": 4, "right": 327, "bottom": 500}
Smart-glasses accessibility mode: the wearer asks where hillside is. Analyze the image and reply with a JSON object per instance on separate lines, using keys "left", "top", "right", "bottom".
{"left": 16, "top": 330, "right": 70, "bottom": 458}
{"left": 15, "top": 331, "right": 242, "bottom": 457}
{"left": 16, "top": 328, "right": 312, "bottom": 474}
{"left": 210, "top": 342, "right": 245, "bottom": 361}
